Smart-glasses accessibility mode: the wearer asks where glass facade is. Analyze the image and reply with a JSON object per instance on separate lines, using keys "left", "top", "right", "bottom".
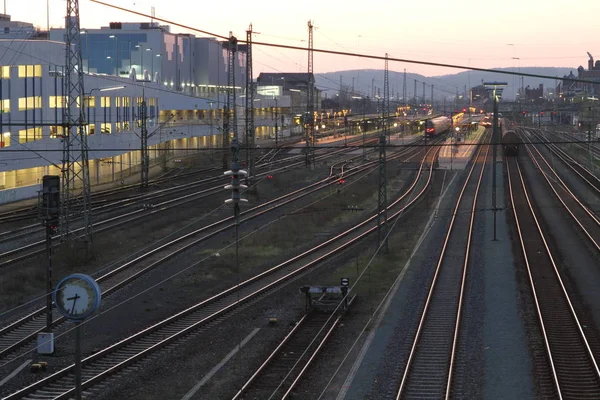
{"left": 81, "top": 32, "right": 148, "bottom": 75}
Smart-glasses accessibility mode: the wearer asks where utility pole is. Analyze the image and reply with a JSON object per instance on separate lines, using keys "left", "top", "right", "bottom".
{"left": 245, "top": 24, "right": 255, "bottom": 182}
{"left": 306, "top": 20, "right": 315, "bottom": 167}
{"left": 223, "top": 35, "right": 237, "bottom": 170}
{"left": 41, "top": 176, "right": 60, "bottom": 335}
{"left": 62, "top": 0, "right": 91, "bottom": 244}
{"left": 377, "top": 54, "right": 389, "bottom": 253}
{"left": 140, "top": 95, "right": 149, "bottom": 188}
{"left": 403, "top": 69, "right": 407, "bottom": 106}
{"left": 484, "top": 82, "right": 506, "bottom": 242}
{"left": 422, "top": 81, "right": 426, "bottom": 105}
{"left": 414, "top": 80, "right": 417, "bottom": 105}
{"left": 273, "top": 99, "right": 279, "bottom": 148}
{"left": 431, "top": 84, "right": 434, "bottom": 107}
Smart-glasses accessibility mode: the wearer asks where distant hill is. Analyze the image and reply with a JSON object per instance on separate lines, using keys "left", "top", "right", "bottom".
{"left": 316, "top": 67, "right": 573, "bottom": 101}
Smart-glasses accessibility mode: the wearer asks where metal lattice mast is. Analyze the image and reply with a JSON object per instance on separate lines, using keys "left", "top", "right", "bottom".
{"left": 413, "top": 80, "right": 417, "bottom": 104}
{"left": 431, "top": 84, "right": 434, "bottom": 106}
{"left": 223, "top": 34, "right": 237, "bottom": 170}
{"left": 305, "top": 20, "right": 315, "bottom": 166}
{"left": 377, "top": 53, "right": 389, "bottom": 252}
{"left": 61, "top": 0, "right": 91, "bottom": 243}
{"left": 403, "top": 69, "right": 407, "bottom": 106}
{"left": 422, "top": 81, "right": 426, "bottom": 105}
{"left": 245, "top": 25, "right": 255, "bottom": 181}
{"left": 140, "top": 96, "right": 148, "bottom": 188}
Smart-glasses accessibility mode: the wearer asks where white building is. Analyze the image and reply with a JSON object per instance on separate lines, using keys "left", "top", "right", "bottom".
{"left": 0, "top": 38, "right": 230, "bottom": 204}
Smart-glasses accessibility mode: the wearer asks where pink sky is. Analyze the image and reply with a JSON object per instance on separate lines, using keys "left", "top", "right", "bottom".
{"left": 11, "top": 0, "right": 600, "bottom": 77}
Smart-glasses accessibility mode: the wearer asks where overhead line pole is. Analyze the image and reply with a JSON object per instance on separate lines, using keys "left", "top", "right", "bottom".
{"left": 377, "top": 53, "right": 389, "bottom": 253}
{"left": 63, "top": 0, "right": 92, "bottom": 245}
{"left": 245, "top": 24, "right": 255, "bottom": 183}
{"left": 306, "top": 20, "right": 315, "bottom": 167}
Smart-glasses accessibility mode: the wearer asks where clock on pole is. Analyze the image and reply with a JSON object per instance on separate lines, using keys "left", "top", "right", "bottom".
{"left": 53, "top": 273, "right": 101, "bottom": 321}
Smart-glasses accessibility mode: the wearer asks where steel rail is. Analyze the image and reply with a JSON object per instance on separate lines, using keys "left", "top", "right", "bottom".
{"left": 396, "top": 136, "right": 487, "bottom": 399}
{"left": 0, "top": 144, "right": 427, "bottom": 365}
{"left": 2, "top": 145, "right": 438, "bottom": 400}
{"left": 507, "top": 157, "right": 600, "bottom": 399}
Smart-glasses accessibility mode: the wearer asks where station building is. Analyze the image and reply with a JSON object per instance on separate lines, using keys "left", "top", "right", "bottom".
{"left": 0, "top": 19, "right": 318, "bottom": 204}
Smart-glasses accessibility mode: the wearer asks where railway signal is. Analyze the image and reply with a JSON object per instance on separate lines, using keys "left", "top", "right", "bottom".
{"left": 40, "top": 175, "right": 60, "bottom": 337}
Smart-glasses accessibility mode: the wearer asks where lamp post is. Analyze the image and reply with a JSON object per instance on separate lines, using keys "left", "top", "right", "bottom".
{"left": 484, "top": 81, "right": 507, "bottom": 241}
{"left": 105, "top": 56, "right": 112, "bottom": 75}
{"left": 135, "top": 44, "right": 143, "bottom": 79}
{"left": 81, "top": 30, "right": 89, "bottom": 74}
{"left": 85, "top": 86, "right": 126, "bottom": 136}
{"left": 109, "top": 35, "right": 118, "bottom": 76}
{"left": 155, "top": 53, "right": 161, "bottom": 82}
{"left": 146, "top": 48, "right": 154, "bottom": 80}
{"left": 352, "top": 95, "right": 365, "bottom": 158}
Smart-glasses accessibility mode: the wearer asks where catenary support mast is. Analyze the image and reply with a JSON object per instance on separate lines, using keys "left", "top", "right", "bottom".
{"left": 62, "top": 0, "right": 91, "bottom": 243}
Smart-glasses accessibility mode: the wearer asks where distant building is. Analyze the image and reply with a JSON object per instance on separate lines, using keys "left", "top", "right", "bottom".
{"left": 49, "top": 22, "right": 246, "bottom": 96}
{"left": 0, "top": 14, "right": 47, "bottom": 39}
{"left": 558, "top": 53, "right": 600, "bottom": 98}
{"left": 470, "top": 85, "right": 488, "bottom": 105}
{"left": 525, "top": 84, "right": 544, "bottom": 103}
{"left": 256, "top": 72, "right": 321, "bottom": 114}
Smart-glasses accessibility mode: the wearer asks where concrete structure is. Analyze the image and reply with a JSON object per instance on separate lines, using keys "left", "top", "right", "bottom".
{"left": 49, "top": 22, "right": 246, "bottom": 96}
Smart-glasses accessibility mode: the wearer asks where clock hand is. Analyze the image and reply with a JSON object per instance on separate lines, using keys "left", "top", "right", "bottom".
{"left": 67, "top": 294, "right": 80, "bottom": 315}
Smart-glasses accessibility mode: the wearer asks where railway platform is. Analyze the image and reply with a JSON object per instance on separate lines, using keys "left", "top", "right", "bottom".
{"left": 438, "top": 126, "right": 485, "bottom": 170}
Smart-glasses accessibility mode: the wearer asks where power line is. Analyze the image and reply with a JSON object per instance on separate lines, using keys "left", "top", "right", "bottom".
{"left": 90, "top": 0, "right": 596, "bottom": 85}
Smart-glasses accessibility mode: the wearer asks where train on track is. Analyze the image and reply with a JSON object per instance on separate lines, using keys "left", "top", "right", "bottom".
{"left": 425, "top": 116, "right": 452, "bottom": 138}
{"left": 502, "top": 130, "right": 520, "bottom": 156}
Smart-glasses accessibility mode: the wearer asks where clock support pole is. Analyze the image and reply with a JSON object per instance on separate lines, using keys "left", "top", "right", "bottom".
{"left": 75, "top": 321, "right": 82, "bottom": 400}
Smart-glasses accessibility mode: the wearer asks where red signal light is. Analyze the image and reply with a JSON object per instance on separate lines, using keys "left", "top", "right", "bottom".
{"left": 338, "top": 179, "right": 345, "bottom": 184}
{"left": 462, "top": 108, "right": 466, "bottom": 112}
{"left": 267, "top": 175, "right": 273, "bottom": 179}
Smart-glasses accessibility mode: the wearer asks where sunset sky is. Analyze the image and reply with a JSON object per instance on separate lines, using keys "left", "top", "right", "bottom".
{"left": 10, "top": 0, "right": 600, "bottom": 77}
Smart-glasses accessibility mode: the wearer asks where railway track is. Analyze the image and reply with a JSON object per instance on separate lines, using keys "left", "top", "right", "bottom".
{"left": 519, "top": 132, "right": 600, "bottom": 252}
{"left": 2, "top": 142, "right": 439, "bottom": 400}
{"left": 506, "top": 156, "right": 600, "bottom": 398}
{"left": 0, "top": 142, "right": 429, "bottom": 367}
{"left": 0, "top": 137, "right": 384, "bottom": 267}
{"left": 232, "top": 310, "right": 344, "bottom": 399}
{"left": 394, "top": 135, "right": 487, "bottom": 399}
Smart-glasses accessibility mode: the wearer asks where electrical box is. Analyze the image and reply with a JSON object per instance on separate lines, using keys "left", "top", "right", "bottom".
{"left": 37, "top": 332, "right": 54, "bottom": 355}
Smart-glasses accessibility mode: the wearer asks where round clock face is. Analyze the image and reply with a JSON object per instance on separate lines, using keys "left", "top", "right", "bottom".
{"left": 54, "top": 274, "right": 101, "bottom": 320}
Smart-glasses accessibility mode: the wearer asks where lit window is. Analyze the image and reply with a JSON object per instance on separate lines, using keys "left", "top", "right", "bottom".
{"left": 122, "top": 97, "right": 130, "bottom": 107}
{"left": 101, "top": 97, "right": 111, "bottom": 107}
{"left": 0, "top": 99, "right": 9, "bottom": 113}
{"left": 0, "top": 66, "right": 9, "bottom": 79}
{"left": 115, "top": 97, "right": 121, "bottom": 107}
{"left": 49, "top": 125, "right": 66, "bottom": 138}
{"left": 17, "top": 65, "right": 42, "bottom": 78}
{"left": 18, "top": 96, "right": 42, "bottom": 111}
{"left": 88, "top": 124, "right": 96, "bottom": 135}
{"left": 0, "top": 131, "right": 9, "bottom": 147}
{"left": 116, "top": 122, "right": 122, "bottom": 133}
{"left": 100, "top": 123, "right": 112, "bottom": 134}
{"left": 49, "top": 96, "right": 67, "bottom": 108}
{"left": 18, "top": 127, "right": 42, "bottom": 143}
{"left": 84, "top": 96, "right": 96, "bottom": 108}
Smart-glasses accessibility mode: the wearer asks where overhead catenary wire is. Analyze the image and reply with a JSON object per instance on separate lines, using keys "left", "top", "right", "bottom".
{"left": 89, "top": 0, "right": 597, "bottom": 85}
{"left": 0, "top": 159, "right": 377, "bottom": 371}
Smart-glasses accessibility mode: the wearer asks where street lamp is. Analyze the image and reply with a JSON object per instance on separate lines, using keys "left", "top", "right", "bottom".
{"left": 86, "top": 86, "right": 126, "bottom": 134}
{"left": 155, "top": 54, "right": 161, "bottom": 83}
{"left": 146, "top": 48, "right": 154, "bottom": 81}
{"left": 135, "top": 44, "right": 143, "bottom": 79}
{"left": 109, "top": 35, "right": 118, "bottom": 76}
{"left": 105, "top": 56, "right": 112, "bottom": 75}
{"left": 484, "top": 81, "right": 507, "bottom": 241}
